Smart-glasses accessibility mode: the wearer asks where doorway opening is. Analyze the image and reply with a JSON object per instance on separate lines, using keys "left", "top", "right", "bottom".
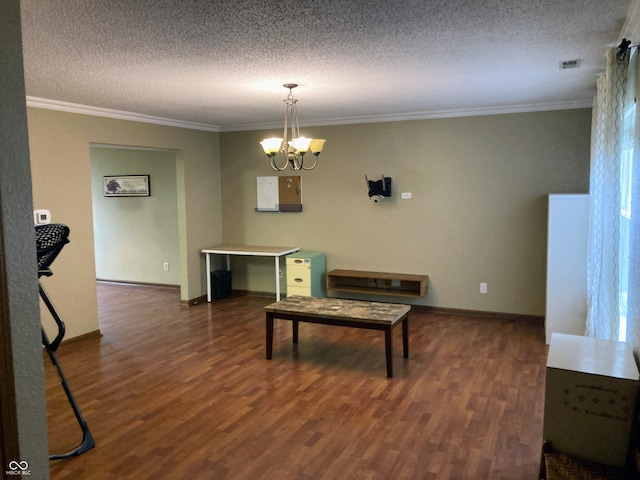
{"left": 89, "top": 144, "right": 181, "bottom": 297}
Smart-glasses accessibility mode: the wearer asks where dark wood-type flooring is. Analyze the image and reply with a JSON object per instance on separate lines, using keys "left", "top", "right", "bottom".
{"left": 46, "top": 283, "right": 548, "bottom": 479}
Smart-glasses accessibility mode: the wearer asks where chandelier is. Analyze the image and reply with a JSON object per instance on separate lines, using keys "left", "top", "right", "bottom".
{"left": 260, "top": 84, "right": 326, "bottom": 171}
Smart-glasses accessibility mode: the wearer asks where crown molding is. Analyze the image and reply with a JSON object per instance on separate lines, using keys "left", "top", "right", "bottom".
{"left": 26, "top": 96, "right": 592, "bottom": 134}
{"left": 221, "top": 99, "right": 594, "bottom": 132}
{"left": 25, "top": 97, "right": 221, "bottom": 132}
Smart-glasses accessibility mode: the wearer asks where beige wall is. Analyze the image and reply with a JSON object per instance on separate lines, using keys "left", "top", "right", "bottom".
{"left": 26, "top": 106, "right": 590, "bottom": 342}
{"left": 28, "top": 108, "right": 221, "bottom": 338}
{"left": 90, "top": 147, "right": 181, "bottom": 285}
{"left": 220, "top": 109, "right": 591, "bottom": 316}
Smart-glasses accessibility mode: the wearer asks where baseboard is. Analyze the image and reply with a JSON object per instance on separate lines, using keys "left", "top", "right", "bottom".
{"left": 411, "top": 304, "right": 544, "bottom": 322}
{"left": 229, "top": 289, "right": 275, "bottom": 298}
{"left": 96, "top": 279, "right": 180, "bottom": 289}
{"left": 233, "top": 290, "right": 544, "bottom": 322}
{"left": 183, "top": 289, "right": 274, "bottom": 307}
{"left": 182, "top": 295, "right": 207, "bottom": 307}
{"left": 59, "top": 329, "right": 102, "bottom": 346}
{"left": 111, "top": 284, "right": 544, "bottom": 322}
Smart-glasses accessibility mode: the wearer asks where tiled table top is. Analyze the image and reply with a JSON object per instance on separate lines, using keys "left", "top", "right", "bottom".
{"left": 265, "top": 296, "right": 410, "bottom": 325}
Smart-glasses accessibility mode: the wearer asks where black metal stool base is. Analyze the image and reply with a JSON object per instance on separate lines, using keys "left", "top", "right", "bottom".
{"left": 36, "top": 224, "right": 95, "bottom": 460}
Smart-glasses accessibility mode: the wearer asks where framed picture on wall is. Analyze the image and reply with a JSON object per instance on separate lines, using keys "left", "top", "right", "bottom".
{"left": 103, "top": 175, "right": 150, "bottom": 197}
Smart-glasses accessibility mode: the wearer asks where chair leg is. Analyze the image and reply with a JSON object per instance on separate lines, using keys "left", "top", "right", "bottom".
{"left": 40, "top": 285, "right": 95, "bottom": 460}
{"left": 39, "top": 283, "right": 65, "bottom": 351}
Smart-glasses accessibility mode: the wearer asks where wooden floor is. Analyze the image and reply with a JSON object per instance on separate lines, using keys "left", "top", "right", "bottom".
{"left": 46, "top": 283, "right": 548, "bottom": 479}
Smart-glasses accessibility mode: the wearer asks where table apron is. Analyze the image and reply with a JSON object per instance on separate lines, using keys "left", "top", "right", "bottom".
{"left": 266, "top": 311, "right": 404, "bottom": 330}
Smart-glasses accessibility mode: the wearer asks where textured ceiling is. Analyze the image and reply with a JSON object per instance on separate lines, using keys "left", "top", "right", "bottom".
{"left": 20, "top": 0, "right": 634, "bottom": 131}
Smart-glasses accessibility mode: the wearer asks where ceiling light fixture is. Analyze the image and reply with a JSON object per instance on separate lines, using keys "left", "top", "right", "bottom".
{"left": 260, "top": 84, "right": 326, "bottom": 171}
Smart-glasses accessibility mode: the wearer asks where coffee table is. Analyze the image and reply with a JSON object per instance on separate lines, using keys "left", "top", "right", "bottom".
{"left": 264, "top": 296, "right": 410, "bottom": 377}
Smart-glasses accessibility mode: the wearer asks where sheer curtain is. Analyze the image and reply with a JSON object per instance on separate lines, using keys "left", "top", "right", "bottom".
{"left": 586, "top": 48, "right": 632, "bottom": 341}
{"left": 626, "top": 52, "right": 640, "bottom": 357}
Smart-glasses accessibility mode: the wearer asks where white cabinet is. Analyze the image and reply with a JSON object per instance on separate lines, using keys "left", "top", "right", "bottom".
{"left": 543, "top": 333, "right": 639, "bottom": 467}
{"left": 545, "top": 194, "right": 589, "bottom": 344}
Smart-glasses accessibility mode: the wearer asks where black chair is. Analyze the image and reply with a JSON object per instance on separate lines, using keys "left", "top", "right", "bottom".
{"left": 36, "top": 223, "right": 95, "bottom": 460}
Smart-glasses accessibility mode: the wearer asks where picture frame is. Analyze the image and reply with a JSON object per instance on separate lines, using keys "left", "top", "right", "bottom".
{"left": 103, "top": 175, "right": 150, "bottom": 197}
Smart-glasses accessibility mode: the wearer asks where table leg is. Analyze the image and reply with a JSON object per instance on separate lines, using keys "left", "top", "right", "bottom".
{"left": 402, "top": 316, "right": 409, "bottom": 358}
{"left": 205, "top": 253, "right": 212, "bottom": 303}
{"left": 275, "top": 256, "right": 281, "bottom": 301}
{"left": 384, "top": 325, "right": 393, "bottom": 378}
{"left": 292, "top": 320, "right": 299, "bottom": 344}
{"left": 266, "top": 313, "right": 274, "bottom": 359}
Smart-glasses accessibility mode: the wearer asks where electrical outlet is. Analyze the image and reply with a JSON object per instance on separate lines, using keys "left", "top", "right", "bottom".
{"left": 401, "top": 192, "right": 412, "bottom": 199}
{"left": 279, "top": 269, "right": 283, "bottom": 278}
{"left": 480, "top": 283, "right": 487, "bottom": 294}
{"left": 164, "top": 262, "right": 170, "bottom": 271}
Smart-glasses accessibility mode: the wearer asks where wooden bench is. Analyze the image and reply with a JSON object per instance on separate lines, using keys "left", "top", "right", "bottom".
{"left": 264, "top": 296, "right": 410, "bottom": 377}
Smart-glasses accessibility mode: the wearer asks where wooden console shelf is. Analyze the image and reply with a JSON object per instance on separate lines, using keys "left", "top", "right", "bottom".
{"left": 327, "top": 269, "right": 428, "bottom": 298}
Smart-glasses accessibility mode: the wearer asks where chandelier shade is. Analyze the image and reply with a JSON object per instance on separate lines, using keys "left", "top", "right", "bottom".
{"left": 259, "top": 138, "right": 283, "bottom": 156}
{"left": 260, "top": 84, "right": 326, "bottom": 171}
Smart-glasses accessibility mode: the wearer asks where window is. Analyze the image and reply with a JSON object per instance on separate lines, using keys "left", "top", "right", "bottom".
{"left": 619, "top": 100, "right": 635, "bottom": 341}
